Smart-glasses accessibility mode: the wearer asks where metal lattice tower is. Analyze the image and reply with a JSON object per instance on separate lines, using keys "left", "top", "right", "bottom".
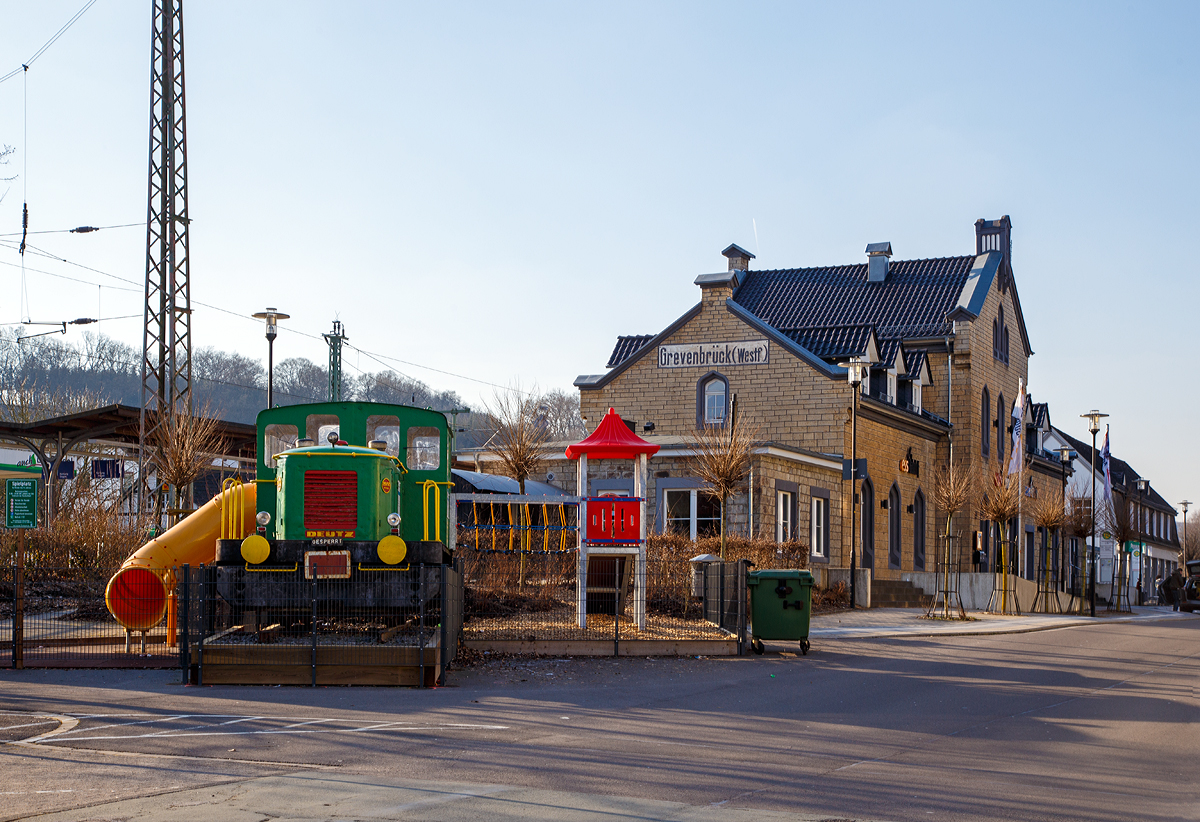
{"left": 139, "top": 0, "right": 192, "bottom": 505}
{"left": 324, "top": 320, "right": 348, "bottom": 402}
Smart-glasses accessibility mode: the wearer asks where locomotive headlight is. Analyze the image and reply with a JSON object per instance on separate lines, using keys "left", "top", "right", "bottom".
{"left": 387, "top": 513, "right": 401, "bottom": 528}
{"left": 256, "top": 511, "right": 271, "bottom": 527}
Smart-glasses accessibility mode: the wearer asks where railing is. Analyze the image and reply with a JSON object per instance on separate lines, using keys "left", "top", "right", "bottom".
{"left": 458, "top": 554, "right": 746, "bottom": 654}
{"left": 178, "top": 562, "right": 462, "bottom": 687}
{"left": 2, "top": 565, "right": 177, "bottom": 668}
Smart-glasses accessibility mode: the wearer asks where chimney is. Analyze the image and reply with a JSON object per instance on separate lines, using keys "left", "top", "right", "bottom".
{"left": 865, "top": 242, "right": 892, "bottom": 282}
{"left": 722, "top": 243, "right": 755, "bottom": 272}
{"left": 975, "top": 215, "right": 1012, "bottom": 287}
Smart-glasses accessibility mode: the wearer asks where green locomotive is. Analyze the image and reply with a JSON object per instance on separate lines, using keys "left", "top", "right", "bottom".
{"left": 215, "top": 401, "right": 454, "bottom": 609}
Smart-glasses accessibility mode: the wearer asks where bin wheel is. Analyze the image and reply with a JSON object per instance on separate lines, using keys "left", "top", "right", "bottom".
{"left": 751, "top": 638, "right": 764, "bottom": 655}
{"left": 800, "top": 639, "right": 810, "bottom": 656}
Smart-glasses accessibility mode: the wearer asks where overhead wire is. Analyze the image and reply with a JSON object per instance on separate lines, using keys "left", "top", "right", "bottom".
{"left": 0, "top": 0, "right": 100, "bottom": 85}
{"left": 0, "top": 240, "right": 518, "bottom": 398}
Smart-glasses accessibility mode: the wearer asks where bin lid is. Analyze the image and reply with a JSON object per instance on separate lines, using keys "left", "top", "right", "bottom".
{"left": 748, "top": 569, "right": 813, "bottom": 584}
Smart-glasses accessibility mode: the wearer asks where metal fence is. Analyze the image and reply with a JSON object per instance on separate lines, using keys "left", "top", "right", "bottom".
{"left": 2, "top": 565, "right": 177, "bottom": 669}
{"left": 459, "top": 551, "right": 747, "bottom": 653}
{"left": 179, "top": 562, "right": 462, "bottom": 687}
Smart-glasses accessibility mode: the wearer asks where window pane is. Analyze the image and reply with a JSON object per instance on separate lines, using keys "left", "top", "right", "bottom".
{"left": 263, "top": 424, "right": 298, "bottom": 469}
{"left": 306, "top": 414, "right": 340, "bottom": 446}
{"left": 407, "top": 426, "right": 440, "bottom": 470}
{"left": 696, "top": 493, "right": 720, "bottom": 536}
{"left": 777, "top": 491, "right": 792, "bottom": 542}
{"left": 704, "top": 379, "right": 725, "bottom": 423}
{"left": 366, "top": 415, "right": 401, "bottom": 457}
{"left": 665, "top": 490, "right": 691, "bottom": 535}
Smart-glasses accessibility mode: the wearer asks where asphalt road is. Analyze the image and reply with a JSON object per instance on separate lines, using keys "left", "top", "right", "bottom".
{"left": 1, "top": 616, "right": 1197, "bottom": 822}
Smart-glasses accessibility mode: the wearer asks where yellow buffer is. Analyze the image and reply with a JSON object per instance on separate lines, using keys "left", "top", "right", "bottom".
{"left": 105, "top": 482, "right": 258, "bottom": 631}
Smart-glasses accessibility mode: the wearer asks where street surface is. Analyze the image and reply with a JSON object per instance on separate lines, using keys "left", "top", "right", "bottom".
{"left": 1, "top": 611, "right": 1197, "bottom": 822}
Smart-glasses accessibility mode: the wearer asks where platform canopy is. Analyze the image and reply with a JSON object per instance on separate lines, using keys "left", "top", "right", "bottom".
{"left": 566, "top": 408, "right": 660, "bottom": 461}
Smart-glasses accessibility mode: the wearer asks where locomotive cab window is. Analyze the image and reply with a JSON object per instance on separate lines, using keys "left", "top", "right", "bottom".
{"left": 407, "top": 427, "right": 440, "bottom": 470}
{"left": 263, "top": 424, "right": 298, "bottom": 469}
{"left": 366, "top": 415, "right": 401, "bottom": 457}
{"left": 306, "top": 414, "right": 340, "bottom": 445}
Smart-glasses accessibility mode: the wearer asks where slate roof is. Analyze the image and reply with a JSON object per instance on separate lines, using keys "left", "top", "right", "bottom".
{"left": 606, "top": 335, "right": 655, "bottom": 368}
{"left": 778, "top": 325, "right": 874, "bottom": 361}
{"left": 732, "top": 256, "right": 975, "bottom": 334}
{"left": 902, "top": 350, "right": 927, "bottom": 380}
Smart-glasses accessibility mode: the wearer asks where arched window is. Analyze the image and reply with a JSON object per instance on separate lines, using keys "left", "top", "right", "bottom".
{"left": 913, "top": 490, "right": 926, "bottom": 571}
{"left": 860, "top": 478, "right": 875, "bottom": 570}
{"left": 981, "top": 387, "right": 991, "bottom": 460}
{"left": 888, "top": 483, "right": 902, "bottom": 569}
{"left": 997, "top": 393, "right": 1006, "bottom": 464}
{"left": 695, "top": 371, "right": 729, "bottom": 427}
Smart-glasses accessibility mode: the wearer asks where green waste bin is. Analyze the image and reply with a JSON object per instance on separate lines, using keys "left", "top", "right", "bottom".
{"left": 747, "top": 569, "right": 813, "bottom": 655}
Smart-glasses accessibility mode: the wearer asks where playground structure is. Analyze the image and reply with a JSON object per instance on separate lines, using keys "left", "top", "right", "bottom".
{"left": 566, "top": 407, "right": 660, "bottom": 631}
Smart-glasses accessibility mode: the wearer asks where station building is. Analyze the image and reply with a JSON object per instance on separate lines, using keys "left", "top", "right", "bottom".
{"left": 559, "top": 216, "right": 1069, "bottom": 588}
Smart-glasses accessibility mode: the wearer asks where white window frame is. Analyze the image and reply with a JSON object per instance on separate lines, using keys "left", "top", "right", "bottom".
{"left": 776, "top": 490, "right": 793, "bottom": 542}
{"left": 703, "top": 379, "right": 726, "bottom": 424}
{"left": 886, "top": 372, "right": 897, "bottom": 405}
{"left": 913, "top": 381, "right": 923, "bottom": 412}
{"left": 811, "top": 496, "right": 826, "bottom": 558}
{"left": 665, "top": 487, "right": 719, "bottom": 540}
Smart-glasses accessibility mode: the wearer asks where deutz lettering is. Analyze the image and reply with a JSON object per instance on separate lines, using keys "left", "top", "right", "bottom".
{"left": 306, "top": 530, "right": 355, "bottom": 538}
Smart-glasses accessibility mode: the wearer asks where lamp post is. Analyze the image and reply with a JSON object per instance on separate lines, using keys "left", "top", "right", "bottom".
{"left": 252, "top": 308, "right": 289, "bottom": 408}
{"left": 1081, "top": 410, "right": 1108, "bottom": 617}
{"left": 1056, "top": 445, "right": 1075, "bottom": 597}
{"left": 1179, "top": 500, "right": 1191, "bottom": 569}
{"left": 840, "top": 357, "right": 869, "bottom": 609}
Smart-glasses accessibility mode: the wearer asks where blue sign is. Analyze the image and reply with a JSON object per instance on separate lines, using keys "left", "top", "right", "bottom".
{"left": 91, "top": 459, "right": 123, "bottom": 479}
{"left": 56, "top": 460, "right": 75, "bottom": 480}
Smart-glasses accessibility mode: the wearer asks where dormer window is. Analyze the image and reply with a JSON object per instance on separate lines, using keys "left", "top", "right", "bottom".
{"left": 886, "top": 372, "right": 897, "bottom": 404}
{"left": 913, "top": 381, "right": 922, "bottom": 412}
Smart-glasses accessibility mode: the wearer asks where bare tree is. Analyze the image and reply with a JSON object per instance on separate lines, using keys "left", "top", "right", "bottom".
{"left": 1181, "top": 511, "right": 1200, "bottom": 562}
{"left": 684, "top": 403, "right": 758, "bottom": 560}
{"left": 538, "top": 388, "right": 586, "bottom": 441}
{"left": 484, "top": 384, "right": 554, "bottom": 494}
{"left": 978, "top": 466, "right": 1023, "bottom": 613}
{"left": 274, "top": 357, "right": 327, "bottom": 404}
{"left": 148, "top": 402, "right": 226, "bottom": 521}
{"left": 930, "top": 457, "right": 977, "bottom": 617}
{"left": 1100, "top": 492, "right": 1138, "bottom": 611}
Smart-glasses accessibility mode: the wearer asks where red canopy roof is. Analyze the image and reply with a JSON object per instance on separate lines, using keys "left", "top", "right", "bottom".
{"left": 566, "top": 408, "right": 660, "bottom": 461}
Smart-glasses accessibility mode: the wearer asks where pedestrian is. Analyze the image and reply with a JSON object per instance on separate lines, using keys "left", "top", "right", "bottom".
{"left": 1165, "top": 568, "right": 1185, "bottom": 611}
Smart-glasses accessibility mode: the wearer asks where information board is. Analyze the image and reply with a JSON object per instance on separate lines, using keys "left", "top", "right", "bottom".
{"left": 5, "top": 477, "right": 37, "bottom": 528}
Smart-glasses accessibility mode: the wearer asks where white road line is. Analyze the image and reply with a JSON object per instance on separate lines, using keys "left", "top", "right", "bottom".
{"left": 0, "top": 720, "right": 59, "bottom": 731}
{"left": 53, "top": 714, "right": 189, "bottom": 738}
{"left": 32, "top": 723, "right": 509, "bottom": 743}
{"left": 14, "top": 715, "right": 79, "bottom": 744}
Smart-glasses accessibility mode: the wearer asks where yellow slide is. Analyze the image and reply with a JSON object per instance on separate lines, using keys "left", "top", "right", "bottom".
{"left": 106, "top": 482, "right": 257, "bottom": 631}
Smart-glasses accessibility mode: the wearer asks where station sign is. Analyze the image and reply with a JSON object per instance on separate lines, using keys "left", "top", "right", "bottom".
{"left": 5, "top": 478, "right": 37, "bottom": 529}
{"left": 657, "top": 339, "right": 769, "bottom": 368}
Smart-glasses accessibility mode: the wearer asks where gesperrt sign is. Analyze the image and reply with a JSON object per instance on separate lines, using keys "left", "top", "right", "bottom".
{"left": 658, "top": 339, "right": 769, "bottom": 368}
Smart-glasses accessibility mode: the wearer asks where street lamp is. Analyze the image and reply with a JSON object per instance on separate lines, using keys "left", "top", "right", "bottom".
{"left": 839, "top": 357, "right": 870, "bottom": 609}
{"left": 252, "top": 308, "right": 289, "bottom": 409}
{"left": 1179, "top": 500, "right": 1191, "bottom": 569}
{"left": 1135, "top": 477, "right": 1149, "bottom": 608}
{"left": 1056, "top": 446, "right": 1076, "bottom": 599}
{"left": 1081, "top": 410, "right": 1108, "bottom": 617}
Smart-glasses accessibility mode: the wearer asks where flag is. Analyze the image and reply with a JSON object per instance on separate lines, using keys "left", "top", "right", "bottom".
{"left": 1101, "top": 425, "right": 1112, "bottom": 502}
{"left": 1007, "top": 378, "right": 1025, "bottom": 476}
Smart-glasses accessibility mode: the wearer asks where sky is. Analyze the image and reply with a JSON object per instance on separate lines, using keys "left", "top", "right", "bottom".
{"left": 1, "top": 1, "right": 1197, "bottom": 512}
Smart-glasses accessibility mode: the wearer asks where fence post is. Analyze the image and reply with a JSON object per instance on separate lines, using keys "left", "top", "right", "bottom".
{"left": 439, "top": 564, "right": 447, "bottom": 686}
{"left": 418, "top": 565, "right": 426, "bottom": 688}
{"left": 197, "top": 567, "right": 206, "bottom": 687}
{"left": 310, "top": 578, "right": 317, "bottom": 688}
{"left": 14, "top": 529, "right": 24, "bottom": 670}
{"left": 179, "top": 565, "right": 190, "bottom": 684}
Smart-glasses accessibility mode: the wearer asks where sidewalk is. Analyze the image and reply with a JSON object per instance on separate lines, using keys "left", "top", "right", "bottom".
{"left": 808, "top": 604, "right": 1195, "bottom": 639}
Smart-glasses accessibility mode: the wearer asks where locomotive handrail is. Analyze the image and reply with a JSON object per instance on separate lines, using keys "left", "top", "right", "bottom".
{"left": 245, "top": 563, "right": 299, "bottom": 573}
{"left": 422, "top": 480, "right": 453, "bottom": 542}
{"left": 220, "top": 479, "right": 247, "bottom": 541}
{"left": 357, "top": 562, "right": 411, "bottom": 572}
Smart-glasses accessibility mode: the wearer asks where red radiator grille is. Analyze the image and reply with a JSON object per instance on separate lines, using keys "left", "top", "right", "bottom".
{"left": 304, "top": 471, "right": 358, "bottom": 532}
